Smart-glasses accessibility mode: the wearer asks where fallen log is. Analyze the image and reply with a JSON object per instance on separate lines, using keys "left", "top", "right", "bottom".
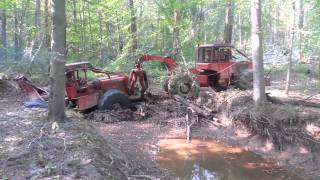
{"left": 267, "top": 95, "right": 320, "bottom": 108}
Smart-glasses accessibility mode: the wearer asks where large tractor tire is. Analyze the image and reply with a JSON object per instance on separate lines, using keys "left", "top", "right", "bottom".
{"left": 235, "top": 69, "right": 253, "bottom": 90}
{"left": 98, "top": 89, "right": 130, "bottom": 110}
{"left": 167, "top": 73, "right": 199, "bottom": 98}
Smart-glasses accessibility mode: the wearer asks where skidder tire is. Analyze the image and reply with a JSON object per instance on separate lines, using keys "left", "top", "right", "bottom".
{"left": 236, "top": 69, "right": 253, "bottom": 90}
{"left": 98, "top": 89, "right": 130, "bottom": 110}
{"left": 168, "top": 73, "right": 199, "bottom": 98}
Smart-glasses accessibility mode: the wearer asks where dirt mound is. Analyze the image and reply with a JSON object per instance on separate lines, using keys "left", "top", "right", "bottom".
{"left": 85, "top": 98, "right": 188, "bottom": 128}
{"left": 0, "top": 74, "right": 11, "bottom": 90}
{"left": 85, "top": 109, "right": 145, "bottom": 123}
{"left": 0, "top": 73, "right": 18, "bottom": 98}
{"left": 180, "top": 87, "right": 320, "bottom": 151}
{"left": 219, "top": 92, "right": 320, "bottom": 150}
{"left": 0, "top": 111, "right": 140, "bottom": 179}
{"left": 84, "top": 86, "right": 187, "bottom": 126}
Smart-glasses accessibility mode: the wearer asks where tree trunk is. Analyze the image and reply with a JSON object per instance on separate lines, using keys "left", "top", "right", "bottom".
{"left": 79, "top": 0, "right": 86, "bottom": 51}
{"left": 173, "top": 9, "right": 181, "bottom": 60}
{"left": 35, "top": 0, "right": 41, "bottom": 34}
{"left": 87, "top": 4, "right": 93, "bottom": 49}
{"left": 318, "top": 56, "right": 320, "bottom": 81}
{"left": 105, "top": 20, "right": 111, "bottom": 50}
{"left": 238, "top": 15, "right": 242, "bottom": 47}
{"left": 190, "top": 6, "right": 198, "bottom": 38}
{"left": 250, "top": 0, "right": 265, "bottom": 106}
{"left": 116, "top": 13, "right": 123, "bottom": 53}
{"left": 285, "top": 3, "right": 296, "bottom": 95}
{"left": 72, "top": 0, "right": 78, "bottom": 34}
{"left": 71, "top": 0, "right": 78, "bottom": 53}
{"left": 48, "top": 0, "right": 66, "bottom": 122}
{"left": 298, "top": 0, "right": 304, "bottom": 63}
{"left": 129, "top": 0, "right": 138, "bottom": 52}
{"left": 224, "top": 0, "right": 234, "bottom": 44}
{"left": 0, "top": 9, "right": 7, "bottom": 62}
{"left": 98, "top": 10, "right": 103, "bottom": 62}
{"left": 275, "top": 6, "right": 280, "bottom": 44}
{"left": 14, "top": 5, "right": 22, "bottom": 61}
{"left": 44, "top": 0, "right": 51, "bottom": 49}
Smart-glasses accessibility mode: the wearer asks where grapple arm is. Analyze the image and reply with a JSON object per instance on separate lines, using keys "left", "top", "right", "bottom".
{"left": 137, "top": 55, "right": 178, "bottom": 71}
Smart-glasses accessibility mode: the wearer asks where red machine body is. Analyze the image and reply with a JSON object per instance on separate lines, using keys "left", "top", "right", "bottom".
{"left": 64, "top": 62, "right": 130, "bottom": 110}
{"left": 135, "top": 44, "right": 253, "bottom": 89}
{"left": 194, "top": 44, "right": 252, "bottom": 87}
{"left": 15, "top": 62, "right": 137, "bottom": 111}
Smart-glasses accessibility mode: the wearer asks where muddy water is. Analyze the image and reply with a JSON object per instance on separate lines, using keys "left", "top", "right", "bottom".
{"left": 156, "top": 138, "right": 303, "bottom": 180}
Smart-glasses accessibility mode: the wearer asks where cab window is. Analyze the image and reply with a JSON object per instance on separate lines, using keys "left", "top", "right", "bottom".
{"left": 198, "top": 47, "right": 231, "bottom": 62}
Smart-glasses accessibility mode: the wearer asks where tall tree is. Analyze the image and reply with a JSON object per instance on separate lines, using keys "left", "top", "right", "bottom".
{"left": 298, "top": 0, "right": 304, "bottom": 62}
{"left": 72, "top": 0, "right": 78, "bottom": 35}
{"left": 98, "top": 9, "right": 103, "bottom": 60}
{"left": 0, "top": 9, "right": 6, "bottom": 62}
{"left": 129, "top": 0, "right": 138, "bottom": 52}
{"left": 35, "top": 0, "right": 41, "bottom": 34}
{"left": 173, "top": 8, "right": 181, "bottom": 60}
{"left": 224, "top": 0, "right": 234, "bottom": 44}
{"left": 251, "top": 0, "right": 265, "bottom": 106}
{"left": 48, "top": 0, "right": 66, "bottom": 122}
{"left": 285, "top": 3, "right": 296, "bottom": 95}
{"left": 44, "top": 0, "right": 51, "bottom": 49}
{"left": 14, "top": 4, "right": 21, "bottom": 61}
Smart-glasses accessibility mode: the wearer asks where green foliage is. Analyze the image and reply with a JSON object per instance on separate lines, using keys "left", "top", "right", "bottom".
{"left": 1, "top": 0, "right": 320, "bottom": 82}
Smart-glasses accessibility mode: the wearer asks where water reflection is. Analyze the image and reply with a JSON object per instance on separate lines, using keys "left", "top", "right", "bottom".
{"left": 191, "top": 164, "right": 217, "bottom": 180}
{"left": 156, "top": 138, "right": 303, "bottom": 180}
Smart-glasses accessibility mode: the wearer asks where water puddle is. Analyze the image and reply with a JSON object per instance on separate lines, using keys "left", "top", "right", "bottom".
{"left": 156, "top": 138, "right": 303, "bottom": 180}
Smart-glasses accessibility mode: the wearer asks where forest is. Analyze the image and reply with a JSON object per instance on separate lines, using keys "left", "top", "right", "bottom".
{"left": 0, "top": 0, "right": 319, "bottom": 74}
{"left": 0, "top": 0, "right": 320, "bottom": 179}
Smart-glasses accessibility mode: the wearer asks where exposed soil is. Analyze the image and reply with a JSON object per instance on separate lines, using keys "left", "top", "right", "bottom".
{"left": 0, "top": 83, "right": 146, "bottom": 179}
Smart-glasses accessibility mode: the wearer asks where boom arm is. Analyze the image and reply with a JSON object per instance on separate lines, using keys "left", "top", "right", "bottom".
{"left": 128, "top": 54, "right": 178, "bottom": 98}
{"left": 137, "top": 55, "right": 178, "bottom": 71}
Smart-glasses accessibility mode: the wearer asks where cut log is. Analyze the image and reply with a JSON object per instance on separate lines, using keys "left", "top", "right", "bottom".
{"left": 267, "top": 95, "right": 320, "bottom": 108}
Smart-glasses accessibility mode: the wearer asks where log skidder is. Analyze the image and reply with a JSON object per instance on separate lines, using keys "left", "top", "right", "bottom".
{"left": 15, "top": 62, "right": 147, "bottom": 111}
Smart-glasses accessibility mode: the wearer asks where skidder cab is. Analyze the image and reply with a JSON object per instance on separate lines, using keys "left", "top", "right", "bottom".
{"left": 195, "top": 44, "right": 254, "bottom": 90}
